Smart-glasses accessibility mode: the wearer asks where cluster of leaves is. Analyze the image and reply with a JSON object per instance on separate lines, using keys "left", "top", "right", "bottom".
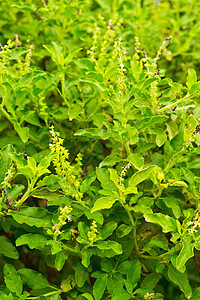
{"left": 1, "top": 0, "right": 200, "bottom": 299}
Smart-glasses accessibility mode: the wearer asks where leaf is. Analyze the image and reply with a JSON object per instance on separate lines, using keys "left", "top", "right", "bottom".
{"left": 55, "top": 252, "right": 68, "bottom": 271}
{"left": 75, "top": 128, "right": 109, "bottom": 140}
{"left": 129, "top": 165, "right": 156, "bottom": 187}
{"left": 81, "top": 249, "right": 93, "bottom": 268}
{"left": 0, "top": 144, "right": 14, "bottom": 184}
{"left": 91, "top": 196, "right": 118, "bottom": 213}
{"left": 7, "top": 185, "right": 24, "bottom": 201}
{"left": 60, "top": 275, "right": 75, "bottom": 292}
{"left": 18, "top": 268, "right": 50, "bottom": 290}
{"left": 150, "top": 128, "right": 167, "bottom": 147}
{"left": 100, "top": 221, "right": 117, "bottom": 239}
{"left": 0, "top": 236, "right": 19, "bottom": 259}
{"left": 127, "top": 153, "right": 144, "bottom": 170}
{"left": 82, "top": 293, "right": 94, "bottom": 300}
{"left": 96, "top": 241, "right": 122, "bottom": 255}
{"left": 36, "top": 174, "right": 58, "bottom": 188}
{"left": 12, "top": 120, "right": 29, "bottom": 143}
{"left": 78, "top": 222, "right": 89, "bottom": 240}
{"left": 137, "top": 115, "right": 168, "bottom": 130}
{"left": 16, "top": 233, "right": 47, "bottom": 249}
{"left": 68, "top": 103, "right": 83, "bottom": 121}
{"left": 127, "top": 260, "right": 141, "bottom": 288}
{"left": 47, "top": 240, "right": 62, "bottom": 255}
{"left": 111, "top": 288, "right": 130, "bottom": 300}
{"left": 9, "top": 48, "right": 28, "bottom": 60}
{"left": 168, "top": 266, "right": 192, "bottom": 299}
{"left": 96, "top": 167, "right": 118, "bottom": 192}
{"left": 141, "top": 273, "right": 161, "bottom": 289}
{"left": 186, "top": 69, "right": 197, "bottom": 90}
{"left": 4, "top": 264, "right": 23, "bottom": 296}
{"left": 190, "top": 287, "right": 200, "bottom": 299}
{"left": 80, "top": 171, "right": 96, "bottom": 193}
{"left": 144, "top": 213, "right": 177, "bottom": 233}
{"left": 75, "top": 263, "right": 88, "bottom": 288}
{"left": 163, "top": 197, "right": 181, "bottom": 219}
{"left": 99, "top": 155, "right": 121, "bottom": 168}
{"left": 93, "top": 274, "right": 108, "bottom": 300}
{"left": 176, "top": 242, "right": 194, "bottom": 272}
{"left": 11, "top": 207, "right": 52, "bottom": 227}
{"left": 116, "top": 224, "right": 132, "bottom": 238}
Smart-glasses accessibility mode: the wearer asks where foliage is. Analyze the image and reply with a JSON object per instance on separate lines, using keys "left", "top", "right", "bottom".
{"left": 1, "top": 0, "right": 200, "bottom": 299}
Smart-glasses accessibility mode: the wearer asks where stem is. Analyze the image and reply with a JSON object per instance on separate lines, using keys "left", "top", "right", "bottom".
{"left": 0, "top": 104, "right": 13, "bottom": 123}
{"left": 27, "top": 290, "right": 62, "bottom": 299}
{"left": 125, "top": 142, "right": 131, "bottom": 156}
{"left": 14, "top": 178, "right": 37, "bottom": 208}
{"left": 158, "top": 94, "right": 190, "bottom": 113}
{"left": 122, "top": 203, "right": 139, "bottom": 252}
{"left": 62, "top": 243, "right": 81, "bottom": 256}
{"left": 61, "top": 72, "right": 69, "bottom": 106}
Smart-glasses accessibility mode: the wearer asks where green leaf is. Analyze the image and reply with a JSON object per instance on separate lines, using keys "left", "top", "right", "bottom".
{"left": 96, "top": 167, "right": 118, "bottom": 192}
{"left": 168, "top": 266, "right": 192, "bottom": 299}
{"left": 144, "top": 213, "right": 177, "bottom": 233}
{"left": 11, "top": 207, "right": 52, "bottom": 227}
{"left": 137, "top": 115, "right": 168, "bottom": 130}
{"left": 150, "top": 128, "right": 167, "bottom": 147}
{"left": 18, "top": 268, "right": 50, "bottom": 290}
{"left": 186, "top": 69, "right": 197, "bottom": 89}
{"left": 100, "top": 221, "right": 117, "bottom": 239}
{"left": 60, "top": 275, "right": 75, "bottom": 292}
{"left": 47, "top": 240, "right": 62, "bottom": 255}
{"left": 82, "top": 293, "right": 94, "bottom": 300}
{"left": 7, "top": 185, "right": 24, "bottom": 201}
{"left": 91, "top": 196, "right": 118, "bottom": 213}
{"left": 4, "top": 264, "right": 23, "bottom": 296}
{"left": 116, "top": 224, "right": 132, "bottom": 238}
{"left": 163, "top": 197, "right": 181, "bottom": 219}
{"left": 75, "top": 128, "right": 109, "bottom": 140}
{"left": 96, "top": 241, "right": 122, "bottom": 255}
{"left": 176, "top": 242, "right": 194, "bottom": 272}
{"left": 75, "top": 263, "right": 88, "bottom": 288}
{"left": 36, "top": 174, "right": 58, "bottom": 188}
{"left": 55, "top": 252, "right": 68, "bottom": 271}
{"left": 129, "top": 165, "right": 156, "bottom": 187}
{"left": 190, "top": 287, "right": 200, "bottom": 299}
{"left": 68, "top": 103, "right": 83, "bottom": 121}
{"left": 12, "top": 120, "right": 29, "bottom": 143}
{"left": 81, "top": 249, "right": 93, "bottom": 268}
{"left": 0, "top": 144, "right": 14, "bottom": 184}
{"left": 127, "top": 260, "right": 141, "bottom": 288}
{"left": 128, "top": 153, "right": 144, "bottom": 170}
{"left": 80, "top": 171, "right": 96, "bottom": 193}
{"left": 0, "top": 236, "right": 19, "bottom": 259}
{"left": 78, "top": 222, "right": 89, "bottom": 240}
{"left": 109, "top": 169, "right": 119, "bottom": 187}
{"left": 93, "top": 274, "right": 108, "bottom": 300}
{"left": 111, "top": 288, "right": 130, "bottom": 300}
{"left": 99, "top": 155, "right": 121, "bottom": 168}
{"left": 16, "top": 233, "right": 47, "bottom": 249}
{"left": 141, "top": 273, "right": 161, "bottom": 289}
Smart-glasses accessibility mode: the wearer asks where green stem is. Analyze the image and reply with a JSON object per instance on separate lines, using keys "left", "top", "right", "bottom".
{"left": 0, "top": 104, "right": 13, "bottom": 123}
{"left": 122, "top": 203, "right": 139, "bottom": 252}
{"left": 158, "top": 94, "right": 190, "bottom": 113}
{"left": 27, "top": 290, "right": 62, "bottom": 299}
{"left": 61, "top": 72, "right": 69, "bottom": 106}
{"left": 14, "top": 178, "right": 37, "bottom": 208}
{"left": 62, "top": 243, "right": 81, "bottom": 256}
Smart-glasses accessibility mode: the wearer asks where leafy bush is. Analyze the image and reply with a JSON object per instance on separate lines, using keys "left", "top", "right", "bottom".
{"left": 1, "top": 1, "right": 200, "bottom": 299}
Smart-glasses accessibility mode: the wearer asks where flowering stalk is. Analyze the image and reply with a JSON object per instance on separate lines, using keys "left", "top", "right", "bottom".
{"left": 49, "top": 125, "right": 87, "bottom": 208}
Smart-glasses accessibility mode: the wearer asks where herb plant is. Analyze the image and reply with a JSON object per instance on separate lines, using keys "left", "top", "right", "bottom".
{"left": 1, "top": 1, "right": 200, "bottom": 299}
